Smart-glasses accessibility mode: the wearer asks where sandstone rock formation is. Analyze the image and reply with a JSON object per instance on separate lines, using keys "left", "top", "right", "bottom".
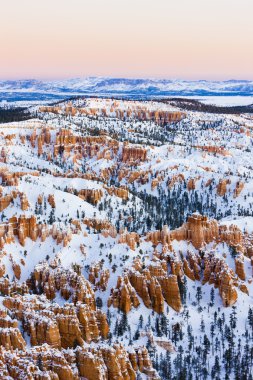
{"left": 31, "top": 264, "right": 96, "bottom": 307}
{"left": 234, "top": 181, "right": 244, "bottom": 198}
{"left": 88, "top": 263, "right": 110, "bottom": 291}
{"left": 48, "top": 194, "right": 56, "bottom": 208}
{"left": 0, "top": 327, "right": 26, "bottom": 350}
{"left": 118, "top": 229, "right": 140, "bottom": 250}
{"left": 108, "top": 275, "right": 140, "bottom": 313}
{"left": 78, "top": 188, "right": 103, "bottom": 205}
{"left": 0, "top": 343, "right": 160, "bottom": 380}
{"left": 235, "top": 255, "right": 246, "bottom": 281}
{"left": 122, "top": 143, "right": 147, "bottom": 163}
{"left": 124, "top": 260, "right": 182, "bottom": 314}
{"left": 147, "top": 214, "right": 242, "bottom": 251}
{"left": 217, "top": 179, "right": 231, "bottom": 196}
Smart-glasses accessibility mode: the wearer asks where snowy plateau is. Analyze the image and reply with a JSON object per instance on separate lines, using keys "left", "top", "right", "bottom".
{"left": 0, "top": 94, "right": 252, "bottom": 380}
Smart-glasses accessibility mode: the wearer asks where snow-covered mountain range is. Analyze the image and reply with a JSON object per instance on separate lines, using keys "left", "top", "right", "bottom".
{"left": 1, "top": 77, "right": 253, "bottom": 103}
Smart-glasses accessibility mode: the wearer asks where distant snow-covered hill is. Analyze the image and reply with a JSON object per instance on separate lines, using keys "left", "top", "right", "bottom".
{"left": 1, "top": 77, "right": 253, "bottom": 104}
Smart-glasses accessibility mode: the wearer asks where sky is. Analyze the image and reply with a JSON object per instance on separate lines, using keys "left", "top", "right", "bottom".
{"left": 0, "top": 0, "right": 252, "bottom": 80}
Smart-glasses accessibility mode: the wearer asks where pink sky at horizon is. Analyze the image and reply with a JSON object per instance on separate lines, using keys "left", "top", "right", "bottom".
{"left": 0, "top": 0, "right": 253, "bottom": 81}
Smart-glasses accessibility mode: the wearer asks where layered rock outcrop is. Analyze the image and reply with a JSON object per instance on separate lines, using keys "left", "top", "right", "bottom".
{"left": 0, "top": 344, "right": 160, "bottom": 380}
{"left": 0, "top": 327, "right": 26, "bottom": 350}
{"left": 108, "top": 275, "right": 140, "bottom": 313}
{"left": 88, "top": 263, "right": 110, "bottom": 291}
{"left": 0, "top": 194, "right": 13, "bottom": 212}
{"left": 202, "top": 253, "right": 238, "bottom": 306}
{"left": 0, "top": 215, "right": 75, "bottom": 249}
{"left": 122, "top": 143, "right": 147, "bottom": 163}
{"left": 104, "top": 185, "right": 129, "bottom": 200}
{"left": 109, "top": 260, "right": 182, "bottom": 314}
{"left": 217, "top": 179, "right": 231, "bottom": 196}
{"left": 31, "top": 264, "right": 96, "bottom": 307}
{"left": 4, "top": 292, "right": 109, "bottom": 348}
{"left": 234, "top": 181, "right": 244, "bottom": 198}
{"left": 146, "top": 214, "right": 242, "bottom": 250}
{"left": 235, "top": 255, "right": 246, "bottom": 281}
{"left": 78, "top": 188, "right": 103, "bottom": 205}
{"left": 118, "top": 229, "right": 140, "bottom": 250}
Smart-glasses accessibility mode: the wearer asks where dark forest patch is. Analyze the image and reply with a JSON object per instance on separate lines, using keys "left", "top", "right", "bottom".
{"left": 163, "top": 98, "right": 253, "bottom": 114}
{"left": 0, "top": 107, "right": 32, "bottom": 124}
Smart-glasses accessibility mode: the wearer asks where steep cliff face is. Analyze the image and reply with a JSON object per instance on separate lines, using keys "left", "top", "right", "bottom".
{"left": 108, "top": 275, "right": 140, "bottom": 313}
{"left": 167, "top": 174, "right": 185, "bottom": 189}
{"left": 182, "top": 259, "right": 194, "bottom": 281}
{"left": 48, "top": 194, "right": 56, "bottom": 208}
{"left": 0, "top": 194, "right": 13, "bottom": 212}
{"left": 0, "top": 215, "right": 38, "bottom": 247}
{"left": 4, "top": 292, "right": 109, "bottom": 348}
{"left": 182, "top": 214, "right": 219, "bottom": 249}
{"left": 122, "top": 143, "right": 147, "bottom": 164}
{"left": 219, "top": 224, "right": 242, "bottom": 246}
{"left": 235, "top": 255, "right": 246, "bottom": 281}
{"left": 219, "top": 272, "right": 238, "bottom": 307}
{"left": 83, "top": 218, "right": 115, "bottom": 233}
{"left": 31, "top": 264, "right": 96, "bottom": 307}
{"left": 118, "top": 229, "right": 140, "bottom": 250}
{"left": 88, "top": 263, "right": 110, "bottom": 291}
{"left": 144, "top": 215, "right": 249, "bottom": 307}
{"left": 0, "top": 327, "right": 26, "bottom": 350}
{"left": 145, "top": 225, "right": 171, "bottom": 246}
{"left": 233, "top": 181, "right": 244, "bottom": 198}
{"left": 0, "top": 274, "right": 161, "bottom": 378}
{"left": 104, "top": 185, "right": 129, "bottom": 200}
{"left": 125, "top": 261, "right": 182, "bottom": 314}
{"left": 0, "top": 190, "right": 29, "bottom": 213}
{"left": 217, "top": 179, "right": 231, "bottom": 196}
{"left": 0, "top": 215, "right": 75, "bottom": 249}
{"left": 195, "top": 145, "right": 230, "bottom": 156}
{"left": 0, "top": 264, "right": 5, "bottom": 278}
{"left": 52, "top": 128, "right": 120, "bottom": 162}
{"left": 0, "top": 168, "right": 39, "bottom": 186}
{"left": 0, "top": 344, "right": 160, "bottom": 380}
{"left": 187, "top": 178, "right": 197, "bottom": 191}
{"left": 146, "top": 214, "right": 242, "bottom": 250}
{"left": 201, "top": 253, "right": 238, "bottom": 306}
{"left": 20, "top": 192, "right": 30, "bottom": 210}
{"left": 39, "top": 99, "right": 185, "bottom": 128}
{"left": 53, "top": 128, "right": 78, "bottom": 157}
{"left": 78, "top": 188, "right": 103, "bottom": 205}
{"left": 12, "top": 262, "right": 21, "bottom": 280}
{"left": 27, "top": 314, "right": 62, "bottom": 348}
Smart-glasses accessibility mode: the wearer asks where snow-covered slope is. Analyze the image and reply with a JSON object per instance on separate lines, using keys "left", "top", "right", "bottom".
{"left": 0, "top": 97, "right": 253, "bottom": 379}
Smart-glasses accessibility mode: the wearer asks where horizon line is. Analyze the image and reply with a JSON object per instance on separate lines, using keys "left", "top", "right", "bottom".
{"left": 0, "top": 76, "right": 253, "bottom": 82}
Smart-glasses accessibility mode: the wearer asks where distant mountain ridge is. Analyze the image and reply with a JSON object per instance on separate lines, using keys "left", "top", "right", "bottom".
{"left": 1, "top": 77, "right": 253, "bottom": 103}
{"left": 1, "top": 77, "right": 253, "bottom": 95}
